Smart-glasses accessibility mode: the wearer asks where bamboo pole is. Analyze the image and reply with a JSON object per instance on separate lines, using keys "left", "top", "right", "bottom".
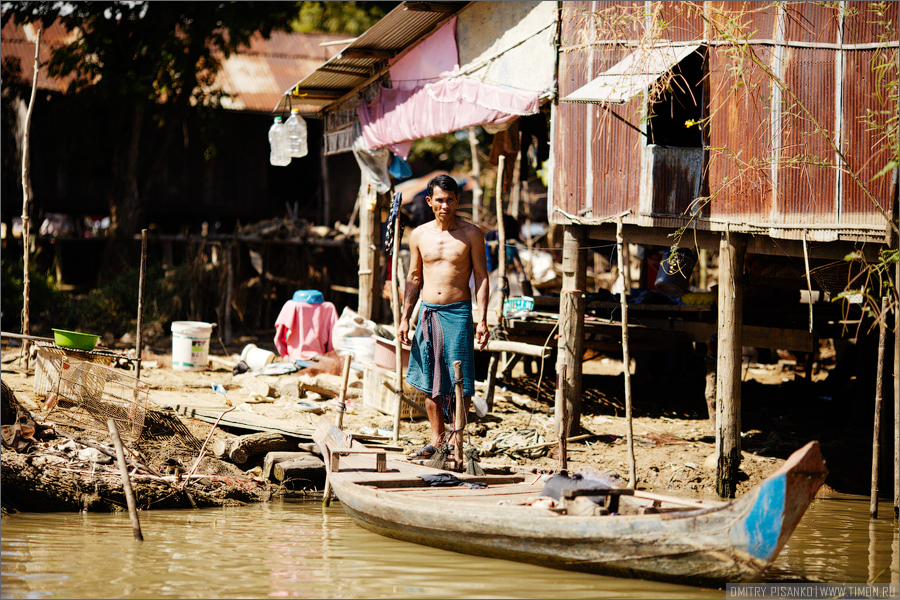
{"left": 337, "top": 354, "right": 351, "bottom": 431}
{"left": 107, "top": 419, "right": 143, "bottom": 541}
{"left": 510, "top": 133, "right": 522, "bottom": 219}
{"left": 19, "top": 28, "right": 41, "bottom": 364}
{"left": 468, "top": 128, "right": 482, "bottom": 225}
{"left": 391, "top": 194, "right": 403, "bottom": 443}
{"left": 135, "top": 229, "right": 148, "bottom": 379}
{"left": 616, "top": 217, "right": 636, "bottom": 489}
{"left": 556, "top": 364, "right": 567, "bottom": 471}
{"left": 870, "top": 297, "right": 889, "bottom": 518}
{"left": 453, "top": 360, "right": 465, "bottom": 469}
{"left": 495, "top": 155, "right": 507, "bottom": 321}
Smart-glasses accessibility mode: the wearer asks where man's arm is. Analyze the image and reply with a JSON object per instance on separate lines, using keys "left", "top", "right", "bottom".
{"left": 469, "top": 226, "right": 490, "bottom": 350}
{"left": 397, "top": 228, "right": 423, "bottom": 346}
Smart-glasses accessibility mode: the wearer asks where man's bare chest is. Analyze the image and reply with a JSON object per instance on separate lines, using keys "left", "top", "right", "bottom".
{"left": 420, "top": 235, "right": 470, "bottom": 265}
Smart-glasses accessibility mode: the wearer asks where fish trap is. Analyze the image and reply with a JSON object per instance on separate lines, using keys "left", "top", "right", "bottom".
{"left": 44, "top": 356, "right": 149, "bottom": 445}
{"left": 33, "top": 345, "right": 114, "bottom": 400}
{"left": 809, "top": 260, "right": 866, "bottom": 298}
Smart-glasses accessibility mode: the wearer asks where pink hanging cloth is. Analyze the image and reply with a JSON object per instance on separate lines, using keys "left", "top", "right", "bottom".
{"left": 357, "top": 15, "right": 541, "bottom": 159}
{"left": 274, "top": 300, "right": 338, "bottom": 361}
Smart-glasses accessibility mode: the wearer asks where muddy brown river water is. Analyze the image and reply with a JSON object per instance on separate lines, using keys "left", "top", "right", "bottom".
{"left": 1, "top": 493, "right": 897, "bottom": 599}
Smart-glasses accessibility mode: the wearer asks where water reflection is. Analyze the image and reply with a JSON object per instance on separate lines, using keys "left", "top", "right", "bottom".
{"left": 1, "top": 493, "right": 896, "bottom": 599}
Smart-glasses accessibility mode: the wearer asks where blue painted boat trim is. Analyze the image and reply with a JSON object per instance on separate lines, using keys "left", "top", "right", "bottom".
{"left": 729, "top": 473, "right": 785, "bottom": 561}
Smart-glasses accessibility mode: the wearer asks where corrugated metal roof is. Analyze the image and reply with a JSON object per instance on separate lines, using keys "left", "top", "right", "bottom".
{"left": 288, "top": 1, "right": 470, "bottom": 111}
{"left": 0, "top": 18, "right": 346, "bottom": 113}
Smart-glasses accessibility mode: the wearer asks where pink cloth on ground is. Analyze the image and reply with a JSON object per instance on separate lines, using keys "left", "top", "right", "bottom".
{"left": 274, "top": 301, "right": 338, "bottom": 361}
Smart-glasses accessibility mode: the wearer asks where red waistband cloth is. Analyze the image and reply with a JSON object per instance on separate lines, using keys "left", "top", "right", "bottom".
{"left": 274, "top": 300, "right": 338, "bottom": 361}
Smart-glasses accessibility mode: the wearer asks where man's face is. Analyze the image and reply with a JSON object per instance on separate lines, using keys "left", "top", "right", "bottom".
{"left": 426, "top": 186, "right": 458, "bottom": 220}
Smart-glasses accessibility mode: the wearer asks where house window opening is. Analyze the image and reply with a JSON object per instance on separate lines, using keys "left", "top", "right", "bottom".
{"left": 647, "top": 48, "right": 705, "bottom": 148}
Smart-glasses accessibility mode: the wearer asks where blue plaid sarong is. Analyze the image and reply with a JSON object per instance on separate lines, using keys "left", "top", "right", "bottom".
{"left": 405, "top": 300, "right": 475, "bottom": 421}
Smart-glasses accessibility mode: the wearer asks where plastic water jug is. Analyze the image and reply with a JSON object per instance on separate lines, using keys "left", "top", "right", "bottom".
{"left": 285, "top": 109, "right": 308, "bottom": 158}
{"left": 268, "top": 116, "right": 290, "bottom": 166}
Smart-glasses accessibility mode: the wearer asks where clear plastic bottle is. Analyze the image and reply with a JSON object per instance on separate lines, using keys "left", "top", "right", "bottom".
{"left": 284, "top": 108, "right": 308, "bottom": 158}
{"left": 268, "top": 116, "right": 291, "bottom": 166}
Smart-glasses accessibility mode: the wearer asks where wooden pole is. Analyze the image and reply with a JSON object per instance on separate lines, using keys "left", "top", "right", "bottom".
{"left": 391, "top": 202, "right": 403, "bottom": 443}
{"left": 135, "top": 229, "right": 148, "bottom": 379}
{"left": 337, "top": 354, "right": 351, "bottom": 431}
{"left": 452, "top": 360, "right": 466, "bottom": 469}
{"left": 698, "top": 248, "right": 708, "bottom": 290}
{"left": 495, "top": 155, "right": 508, "bottom": 321}
{"left": 557, "top": 226, "right": 586, "bottom": 439}
{"left": 320, "top": 149, "right": 331, "bottom": 228}
{"left": 622, "top": 239, "right": 633, "bottom": 293}
{"left": 468, "top": 128, "right": 482, "bottom": 225}
{"left": 895, "top": 256, "right": 899, "bottom": 519}
{"left": 107, "top": 419, "right": 143, "bottom": 541}
{"left": 556, "top": 364, "right": 567, "bottom": 471}
{"left": 358, "top": 185, "right": 379, "bottom": 321}
{"left": 19, "top": 28, "right": 41, "bottom": 363}
{"left": 617, "top": 218, "right": 636, "bottom": 489}
{"left": 870, "top": 296, "right": 889, "bottom": 518}
{"left": 224, "top": 241, "right": 234, "bottom": 345}
{"left": 510, "top": 133, "right": 522, "bottom": 219}
{"left": 716, "top": 231, "right": 746, "bottom": 498}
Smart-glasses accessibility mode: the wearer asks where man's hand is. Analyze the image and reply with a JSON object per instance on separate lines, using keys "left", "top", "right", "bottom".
{"left": 475, "top": 321, "right": 488, "bottom": 350}
{"left": 397, "top": 319, "right": 411, "bottom": 347}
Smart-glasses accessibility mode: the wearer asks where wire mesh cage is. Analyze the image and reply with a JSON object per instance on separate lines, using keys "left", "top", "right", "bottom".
{"left": 33, "top": 346, "right": 113, "bottom": 400}
{"left": 44, "top": 356, "right": 149, "bottom": 445}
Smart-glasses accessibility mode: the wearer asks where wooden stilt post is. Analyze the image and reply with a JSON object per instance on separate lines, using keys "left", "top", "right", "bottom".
{"left": 135, "top": 229, "right": 148, "bottom": 380}
{"left": 870, "top": 296, "right": 889, "bottom": 518}
{"left": 510, "top": 133, "right": 522, "bottom": 219}
{"left": 557, "top": 225, "right": 586, "bottom": 439}
{"left": 895, "top": 257, "right": 899, "bottom": 519}
{"left": 716, "top": 231, "right": 746, "bottom": 498}
{"left": 468, "top": 128, "right": 482, "bottom": 225}
{"left": 495, "top": 155, "right": 508, "bottom": 321}
{"left": 224, "top": 241, "right": 234, "bottom": 345}
{"left": 358, "top": 185, "right": 380, "bottom": 321}
{"left": 556, "top": 364, "right": 567, "bottom": 471}
{"left": 19, "top": 29, "right": 41, "bottom": 366}
{"left": 107, "top": 419, "right": 143, "bottom": 541}
{"left": 617, "top": 218, "right": 636, "bottom": 489}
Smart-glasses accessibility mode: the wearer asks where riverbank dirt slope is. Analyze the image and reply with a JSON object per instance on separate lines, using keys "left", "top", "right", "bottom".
{"left": 1, "top": 333, "right": 877, "bottom": 500}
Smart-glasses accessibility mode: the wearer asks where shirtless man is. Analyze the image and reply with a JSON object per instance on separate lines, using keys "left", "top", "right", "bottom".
{"left": 397, "top": 174, "right": 489, "bottom": 458}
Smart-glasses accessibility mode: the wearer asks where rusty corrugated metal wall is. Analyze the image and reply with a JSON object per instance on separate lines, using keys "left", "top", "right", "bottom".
{"left": 554, "top": 1, "right": 896, "bottom": 241}
{"left": 840, "top": 2, "right": 898, "bottom": 226}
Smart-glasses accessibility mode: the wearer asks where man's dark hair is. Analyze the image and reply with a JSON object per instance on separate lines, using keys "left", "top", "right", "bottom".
{"left": 426, "top": 174, "right": 459, "bottom": 198}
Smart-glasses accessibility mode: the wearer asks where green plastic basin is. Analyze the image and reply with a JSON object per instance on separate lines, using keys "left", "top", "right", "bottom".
{"left": 52, "top": 329, "right": 100, "bottom": 351}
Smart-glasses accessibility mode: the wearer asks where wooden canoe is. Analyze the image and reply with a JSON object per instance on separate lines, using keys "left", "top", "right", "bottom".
{"left": 313, "top": 417, "right": 827, "bottom": 586}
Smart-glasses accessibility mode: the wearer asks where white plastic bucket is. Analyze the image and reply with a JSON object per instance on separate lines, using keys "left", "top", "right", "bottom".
{"left": 171, "top": 321, "right": 214, "bottom": 371}
{"left": 240, "top": 344, "right": 277, "bottom": 370}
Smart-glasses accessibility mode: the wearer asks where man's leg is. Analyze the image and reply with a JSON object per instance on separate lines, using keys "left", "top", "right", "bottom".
{"left": 424, "top": 397, "right": 445, "bottom": 447}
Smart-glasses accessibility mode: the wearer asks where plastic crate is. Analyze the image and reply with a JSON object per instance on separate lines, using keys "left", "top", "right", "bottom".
{"left": 362, "top": 363, "right": 422, "bottom": 420}
{"left": 502, "top": 296, "right": 534, "bottom": 315}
